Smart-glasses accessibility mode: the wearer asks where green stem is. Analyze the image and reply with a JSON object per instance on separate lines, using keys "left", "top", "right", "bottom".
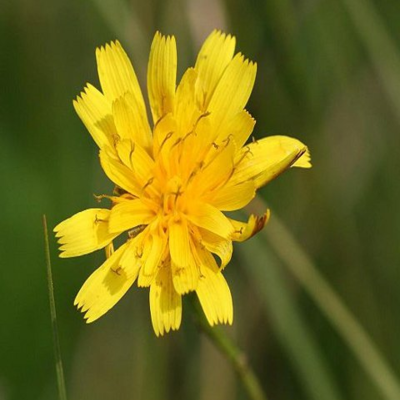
{"left": 248, "top": 197, "right": 400, "bottom": 400}
{"left": 43, "top": 215, "right": 68, "bottom": 400}
{"left": 189, "top": 296, "right": 268, "bottom": 400}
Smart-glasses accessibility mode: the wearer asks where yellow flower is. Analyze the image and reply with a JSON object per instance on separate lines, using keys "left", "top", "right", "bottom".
{"left": 54, "top": 30, "right": 311, "bottom": 336}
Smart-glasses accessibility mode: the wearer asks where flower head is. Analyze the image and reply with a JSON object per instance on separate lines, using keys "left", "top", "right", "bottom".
{"left": 54, "top": 30, "right": 311, "bottom": 336}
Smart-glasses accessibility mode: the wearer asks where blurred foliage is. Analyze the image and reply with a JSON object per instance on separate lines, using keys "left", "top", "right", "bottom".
{"left": 1, "top": 0, "right": 400, "bottom": 399}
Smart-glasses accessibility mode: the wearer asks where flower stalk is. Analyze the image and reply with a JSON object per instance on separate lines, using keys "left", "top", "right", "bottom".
{"left": 190, "top": 296, "right": 268, "bottom": 400}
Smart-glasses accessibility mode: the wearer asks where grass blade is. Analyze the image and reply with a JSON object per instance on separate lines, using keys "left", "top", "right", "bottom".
{"left": 248, "top": 196, "right": 400, "bottom": 400}
{"left": 238, "top": 229, "right": 343, "bottom": 400}
{"left": 43, "top": 215, "right": 67, "bottom": 400}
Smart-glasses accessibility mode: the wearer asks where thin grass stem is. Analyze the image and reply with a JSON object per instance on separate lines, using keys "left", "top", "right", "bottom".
{"left": 43, "top": 215, "right": 68, "bottom": 400}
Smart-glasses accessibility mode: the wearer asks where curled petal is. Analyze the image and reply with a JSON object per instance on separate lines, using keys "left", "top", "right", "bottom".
{"left": 230, "top": 210, "right": 271, "bottom": 242}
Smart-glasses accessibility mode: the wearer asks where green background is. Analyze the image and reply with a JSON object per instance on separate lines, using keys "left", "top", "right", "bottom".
{"left": 1, "top": 0, "right": 400, "bottom": 399}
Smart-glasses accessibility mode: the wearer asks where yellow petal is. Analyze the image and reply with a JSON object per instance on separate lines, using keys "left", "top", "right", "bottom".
{"left": 99, "top": 147, "right": 142, "bottom": 196}
{"left": 182, "top": 109, "right": 214, "bottom": 158}
{"left": 195, "top": 30, "right": 236, "bottom": 110}
{"left": 150, "top": 265, "right": 182, "bottom": 336}
{"left": 54, "top": 209, "right": 118, "bottom": 258}
{"left": 207, "top": 53, "right": 257, "bottom": 133}
{"left": 175, "top": 68, "right": 200, "bottom": 137}
{"left": 118, "top": 236, "right": 143, "bottom": 279}
{"left": 208, "top": 180, "right": 256, "bottom": 211}
{"left": 152, "top": 113, "right": 178, "bottom": 160}
{"left": 186, "top": 202, "right": 234, "bottom": 239}
{"left": 293, "top": 146, "right": 312, "bottom": 168}
{"left": 73, "top": 84, "right": 114, "bottom": 148}
{"left": 112, "top": 93, "right": 152, "bottom": 152}
{"left": 147, "top": 32, "right": 177, "bottom": 123}
{"left": 168, "top": 219, "right": 191, "bottom": 267}
{"left": 171, "top": 255, "right": 199, "bottom": 295}
{"left": 138, "top": 232, "right": 168, "bottom": 288}
{"left": 169, "top": 220, "right": 199, "bottom": 294}
{"left": 109, "top": 199, "right": 154, "bottom": 233}
{"left": 216, "top": 110, "right": 255, "bottom": 148}
{"left": 232, "top": 136, "right": 311, "bottom": 188}
{"left": 115, "top": 139, "right": 156, "bottom": 192}
{"left": 96, "top": 41, "right": 148, "bottom": 124}
{"left": 199, "top": 228, "right": 233, "bottom": 269}
{"left": 104, "top": 241, "right": 114, "bottom": 259}
{"left": 141, "top": 232, "right": 167, "bottom": 280}
{"left": 230, "top": 210, "right": 271, "bottom": 242}
{"left": 195, "top": 245, "right": 233, "bottom": 325}
{"left": 75, "top": 243, "right": 136, "bottom": 323}
{"left": 196, "top": 138, "right": 236, "bottom": 194}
